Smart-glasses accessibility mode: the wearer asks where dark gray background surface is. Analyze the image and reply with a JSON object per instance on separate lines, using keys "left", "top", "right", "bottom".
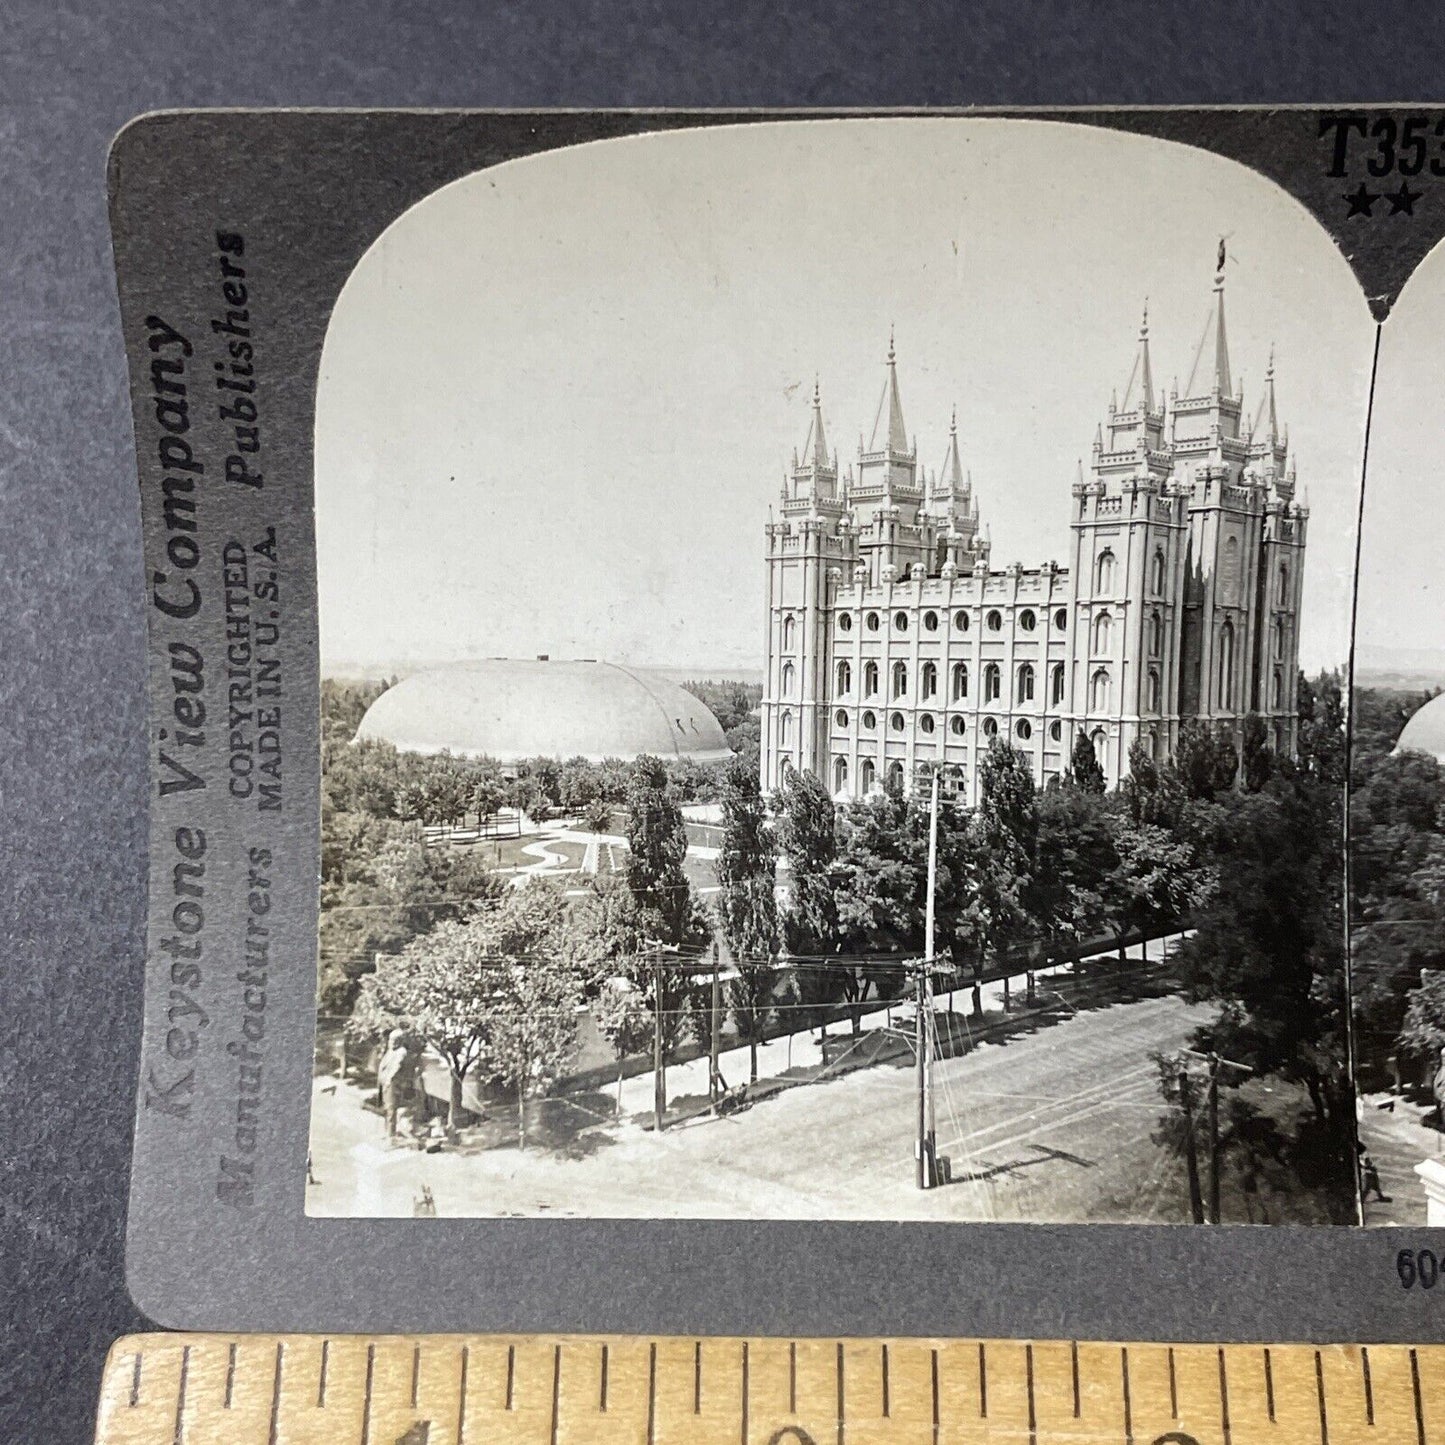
{"left": 6, "top": 5, "right": 1445, "bottom": 1442}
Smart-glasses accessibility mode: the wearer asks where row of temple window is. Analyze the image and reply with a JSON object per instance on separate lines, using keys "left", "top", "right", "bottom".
{"left": 825, "top": 606, "right": 1068, "bottom": 641}
{"left": 819, "top": 709, "right": 1065, "bottom": 743}
{"left": 816, "top": 658, "right": 1068, "bottom": 706}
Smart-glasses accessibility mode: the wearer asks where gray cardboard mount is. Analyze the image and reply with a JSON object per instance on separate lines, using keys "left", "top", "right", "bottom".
{"left": 110, "top": 107, "right": 1445, "bottom": 1339}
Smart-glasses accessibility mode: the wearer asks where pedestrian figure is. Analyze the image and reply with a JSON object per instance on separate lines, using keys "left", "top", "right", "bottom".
{"left": 1358, "top": 1144, "right": 1392, "bottom": 1204}
{"left": 378, "top": 1029, "right": 421, "bottom": 1143}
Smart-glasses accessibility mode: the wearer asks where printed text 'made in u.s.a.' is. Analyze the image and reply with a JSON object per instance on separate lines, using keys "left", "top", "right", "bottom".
{"left": 224, "top": 529, "right": 282, "bottom": 812}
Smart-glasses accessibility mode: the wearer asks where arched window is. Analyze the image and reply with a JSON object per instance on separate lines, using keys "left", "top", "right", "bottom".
{"left": 1092, "top": 611, "right": 1112, "bottom": 653}
{"left": 986, "top": 609, "right": 1003, "bottom": 632}
{"left": 1272, "top": 618, "right": 1284, "bottom": 660}
{"left": 833, "top": 756, "right": 849, "bottom": 794}
{"left": 1016, "top": 663, "right": 1035, "bottom": 704}
{"left": 780, "top": 661, "right": 795, "bottom": 696}
{"left": 866, "top": 611, "right": 881, "bottom": 632}
{"left": 890, "top": 711, "right": 906, "bottom": 733}
{"left": 1015, "top": 719, "right": 1033, "bottom": 741}
{"left": 780, "top": 710, "right": 793, "bottom": 746}
{"left": 1146, "top": 668, "right": 1161, "bottom": 712}
{"left": 1095, "top": 549, "right": 1115, "bottom": 595}
{"left": 1277, "top": 563, "right": 1290, "bottom": 607}
{"left": 891, "top": 661, "right": 908, "bottom": 699}
{"left": 950, "top": 716, "right": 966, "bottom": 737}
{"left": 1149, "top": 610, "right": 1163, "bottom": 656}
{"left": 1151, "top": 547, "right": 1166, "bottom": 595}
{"left": 921, "top": 661, "right": 938, "bottom": 700}
{"left": 861, "top": 758, "right": 877, "bottom": 794}
{"left": 834, "top": 709, "right": 849, "bottom": 729}
{"left": 1271, "top": 669, "right": 1283, "bottom": 709}
{"left": 886, "top": 760, "right": 905, "bottom": 793}
{"left": 863, "top": 661, "right": 879, "bottom": 697}
{"left": 924, "top": 610, "right": 939, "bottom": 632}
{"left": 1091, "top": 726, "right": 1107, "bottom": 756}
{"left": 951, "top": 662, "right": 969, "bottom": 701}
{"left": 861, "top": 710, "right": 876, "bottom": 730}
{"left": 1049, "top": 719, "right": 1063, "bottom": 742}
{"left": 782, "top": 615, "right": 795, "bottom": 649}
{"left": 920, "top": 714, "right": 936, "bottom": 735}
{"left": 893, "top": 610, "right": 910, "bottom": 633}
{"left": 1050, "top": 662, "right": 1065, "bottom": 705}
{"left": 1222, "top": 535, "right": 1240, "bottom": 603}
{"left": 984, "top": 663, "right": 1001, "bottom": 703}
{"left": 1054, "top": 607, "right": 1068, "bottom": 632}
{"left": 835, "top": 659, "right": 852, "bottom": 695}
{"left": 837, "top": 612, "right": 853, "bottom": 634}
{"left": 1019, "top": 609, "right": 1037, "bottom": 633}
{"left": 954, "top": 609, "right": 970, "bottom": 632}
{"left": 983, "top": 717, "right": 1000, "bottom": 738}
{"left": 1219, "top": 619, "right": 1236, "bottom": 707}
{"left": 1090, "top": 668, "right": 1111, "bottom": 712}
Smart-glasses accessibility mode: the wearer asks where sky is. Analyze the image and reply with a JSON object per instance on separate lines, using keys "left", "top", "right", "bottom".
{"left": 1355, "top": 239, "right": 1445, "bottom": 679}
{"left": 315, "top": 117, "right": 1376, "bottom": 678}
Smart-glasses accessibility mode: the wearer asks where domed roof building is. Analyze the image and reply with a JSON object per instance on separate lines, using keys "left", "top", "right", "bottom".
{"left": 354, "top": 659, "right": 732, "bottom": 765}
{"left": 1396, "top": 693, "right": 1445, "bottom": 763}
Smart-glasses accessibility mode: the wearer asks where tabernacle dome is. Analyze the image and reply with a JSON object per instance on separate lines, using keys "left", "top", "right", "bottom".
{"left": 1395, "top": 692, "right": 1445, "bottom": 764}
{"left": 353, "top": 659, "right": 732, "bottom": 765}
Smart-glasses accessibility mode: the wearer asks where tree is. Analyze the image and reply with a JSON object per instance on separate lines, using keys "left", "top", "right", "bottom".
{"left": 1066, "top": 731, "right": 1107, "bottom": 793}
{"left": 581, "top": 797, "right": 615, "bottom": 838}
{"left": 1399, "top": 970, "right": 1445, "bottom": 1069}
{"left": 961, "top": 741, "right": 1038, "bottom": 972}
{"left": 626, "top": 755, "right": 694, "bottom": 945}
{"left": 592, "top": 976, "right": 653, "bottom": 1110}
{"left": 714, "top": 759, "right": 780, "bottom": 1081}
{"left": 1174, "top": 719, "right": 1238, "bottom": 800}
{"left": 1241, "top": 713, "right": 1275, "bottom": 793}
{"left": 1031, "top": 783, "right": 1117, "bottom": 957}
{"left": 1119, "top": 739, "right": 1185, "bottom": 829}
{"left": 1107, "top": 817, "right": 1206, "bottom": 961}
{"left": 1299, "top": 669, "right": 1347, "bottom": 787}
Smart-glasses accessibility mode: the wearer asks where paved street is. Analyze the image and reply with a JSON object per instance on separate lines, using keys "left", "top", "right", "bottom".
{"left": 309, "top": 988, "right": 1210, "bottom": 1222}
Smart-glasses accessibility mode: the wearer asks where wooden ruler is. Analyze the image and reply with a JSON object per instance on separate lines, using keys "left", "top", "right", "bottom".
{"left": 95, "top": 1334, "right": 1443, "bottom": 1445}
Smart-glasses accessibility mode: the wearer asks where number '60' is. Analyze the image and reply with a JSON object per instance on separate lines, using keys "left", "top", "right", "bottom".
{"left": 1398, "top": 1249, "right": 1440, "bottom": 1289}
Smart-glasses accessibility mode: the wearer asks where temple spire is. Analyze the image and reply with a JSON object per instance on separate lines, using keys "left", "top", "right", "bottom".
{"left": 1185, "top": 248, "right": 1232, "bottom": 398}
{"left": 801, "top": 376, "right": 829, "bottom": 469}
{"left": 1119, "top": 299, "right": 1155, "bottom": 413}
{"left": 1253, "top": 345, "right": 1279, "bottom": 445}
{"left": 869, "top": 327, "right": 909, "bottom": 453}
{"left": 941, "top": 405, "right": 964, "bottom": 488}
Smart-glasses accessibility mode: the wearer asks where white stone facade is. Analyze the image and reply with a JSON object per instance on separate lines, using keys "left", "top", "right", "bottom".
{"left": 762, "top": 270, "right": 1309, "bottom": 807}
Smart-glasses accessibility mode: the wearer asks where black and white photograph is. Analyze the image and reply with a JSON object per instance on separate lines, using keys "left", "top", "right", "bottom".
{"left": 304, "top": 118, "right": 1370, "bottom": 1223}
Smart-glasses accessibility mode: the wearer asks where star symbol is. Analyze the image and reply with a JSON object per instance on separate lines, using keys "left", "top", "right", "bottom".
{"left": 1388, "top": 180, "right": 1422, "bottom": 215}
{"left": 1344, "top": 182, "right": 1378, "bottom": 218}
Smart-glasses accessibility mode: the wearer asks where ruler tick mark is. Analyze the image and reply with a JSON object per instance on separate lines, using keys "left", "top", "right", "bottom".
{"left": 1362, "top": 1346, "right": 1374, "bottom": 1426}
{"left": 978, "top": 1342, "right": 988, "bottom": 1418}
{"left": 1412, "top": 1349, "right": 1426, "bottom": 1445}
{"left": 931, "top": 1348, "right": 940, "bottom": 1445}
{"left": 789, "top": 1341, "right": 797, "bottom": 1415}
{"left": 361, "top": 1344, "right": 376, "bottom": 1445}
{"left": 881, "top": 1343, "right": 890, "bottom": 1418}
{"left": 172, "top": 1344, "right": 190, "bottom": 1445}
{"left": 647, "top": 1343, "right": 657, "bottom": 1445}
{"left": 1264, "top": 1348, "right": 1275, "bottom": 1422}
{"left": 267, "top": 1343, "right": 284, "bottom": 1445}
{"left": 1168, "top": 1346, "right": 1178, "bottom": 1419}
{"left": 600, "top": 1344, "right": 609, "bottom": 1413}
{"left": 457, "top": 1345, "right": 469, "bottom": 1444}
{"left": 1072, "top": 1340, "right": 1081, "bottom": 1419}
{"left": 1121, "top": 1347, "right": 1132, "bottom": 1445}
{"left": 411, "top": 1344, "right": 421, "bottom": 1411}
{"left": 837, "top": 1341, "right": 845, "bottom": 1445}
{"left": 741, "top": 1342, "right": 749, "bottom": 1445}
{"left": 1027, "top": 1343, "right": 1037, "bottom": 1445}
{"left": 224, "top": 1343, "right": 236, "bottom": 1410}
{"left": 696, "top": 1341, "right": 703, "bottom": 1414}
{"left": 505, "top": 1344, "right": 515, "bottom": 1410}
{"left": 1218, "top": 1348, "right": 1231, "bottom": 1445}
{"left": 129, "top": 1351, "right": 142, "bottom": 1408}
{"left": 1315, "top": 1350, "right": 1328, "bottom": 1445}
{"left": 319, "top": 1339, "right": 330, "bottom": 1408}
{"left": 549, "top": 1344, "right": 561, "bottom": 1445}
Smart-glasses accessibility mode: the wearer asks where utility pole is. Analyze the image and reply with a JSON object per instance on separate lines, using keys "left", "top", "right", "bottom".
{"left": 915, "top": 960, "right": 928, "bottom": 1190}
{"left": 924, "top": 765, "right": 940, "bottom": 1188}
{"left": 709, "top": 941, "right": 721, "bottom": 1111}
{"left": 1178, "top": 1068, "right": 1205, "bottom": 1224}
{"left": 1207, "top": 1054, "right": 1222, "bottom": 1226}
{"left": 650, "top": 940, "right": 666, "bottom": 1133}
